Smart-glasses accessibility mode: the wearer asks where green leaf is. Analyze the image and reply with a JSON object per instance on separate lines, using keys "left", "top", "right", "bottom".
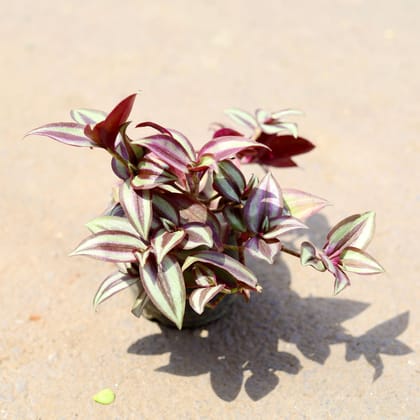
{"left": 140, "top": 256, "right": 186, "bottom": 329}
{"left": 340, "top": 247, "right": 384, "bottom": 274}
{"left": 131, "top": 287, "right": 149, "bottom": 318}
{"left": 192, "top": 265, "right": 217, "bottom": 287}
{"left": 70, "top": 231, "right": 142, "bottom": 262}
{"left": 213, "top": 160, "right": 246, "bottom": 203}
{"left": 182, "top": 251, "right": 260, "bottom": 290}
{"left": 325, "top": 211, "right": 376, "bottom": 255}
{"left": 119, "top": 180, "right": 152, "bottom": 240}
{"left": 85, "top": 216, "right": 140, "bottom": 237}
{"left": 300, "top": 241, "right": 326, "bottom": 271}
{"left": 189, "top": 284, "right": 225, "bottom": 315}
{"left": 132, "top": 159, "right": 177, "bottom": 190}
{"left": 334, "top": 268, "right": 350, "bottom": 295}
{"left": 92, "top": 388, "right": 115, "bottom": 405}
{"left": 283, "top": 188, "right": 330, "bottom": 220}
{"left": 93, "top": 271, "right": 138, "bottom": 309}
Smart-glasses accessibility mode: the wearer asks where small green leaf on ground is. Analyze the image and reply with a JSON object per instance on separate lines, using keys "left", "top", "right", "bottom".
{"left": 92, "top": 388, "right": 115, "bottom": 405}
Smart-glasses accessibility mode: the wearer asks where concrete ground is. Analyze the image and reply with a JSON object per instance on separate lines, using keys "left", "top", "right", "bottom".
{"left": 1, "top": 1, "right": 418, "bottom": 418}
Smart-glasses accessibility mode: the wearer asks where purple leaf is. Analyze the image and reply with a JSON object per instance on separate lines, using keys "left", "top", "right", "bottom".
{"left": 85, "top": 93, "right": 137, "bottom": 149}
{"left": 243, "top": 173, "right": 283, "bottom": 233}
{"left": 93, "top": 270, "right": 138, "bottom": 309}
{"left": 132, "top": 159, "right": 177, "bottom": 190}
{"left": 182, "top": 251, "right": 260, "bottom": 290}
{"left": 70, "top": 231, "right": 143, "bottom": 262}
{"left": 189, "top": 285, "right": 225, "bottom": 315}
{"left": 339, "top": 247, "right": 384, "bottom": 274}
{"left": 333, "top": 268, "right": 351, "bottom": 295}
{"left": 324, "top": 211, "right": 376, "bottom": 256}
{"left": 212, "top": 127, "right": 243, "bottom": 139}
{"left": 181, "top": 223, "right": 214, "bottom": 249}
{"left": 151, "top": 229, "right": 186, "bottom": 264}
{"left": 244, "top": 236, "right": 281, "bottom": 264}
{"left": 140, "top": 255, "right": 186, "bottom": 329}
{"left": 198, "top": 136, "right": 269, "bottom": 163}
{"left": 119, "top": 181, "right": 152, "bottom": 240}
{"left": 133, "top": 134, "right": 193, "bottom": 173}
{"left": 25, "top": 122, "right": 96, "bottom": 147}
{"left": 300, "top": 241, "right": 326, "bottom": 272}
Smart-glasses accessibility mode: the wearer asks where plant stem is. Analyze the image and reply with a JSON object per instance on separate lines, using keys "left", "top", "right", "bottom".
{"left": 281, "top": 245, "right": 301, "bottom": 258}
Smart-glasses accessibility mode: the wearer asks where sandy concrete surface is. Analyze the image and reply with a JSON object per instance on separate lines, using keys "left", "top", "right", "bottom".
{"left": 1, "top": 0, "right": 419, "bottom": 418}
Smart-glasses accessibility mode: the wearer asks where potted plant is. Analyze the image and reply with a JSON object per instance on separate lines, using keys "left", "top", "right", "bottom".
{"left": 27, "top": 94, "right": 384, "bottom": 329}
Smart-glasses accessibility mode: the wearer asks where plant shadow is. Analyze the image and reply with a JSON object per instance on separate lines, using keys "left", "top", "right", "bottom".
{"left": 127, "top": 257, "right": 412, "bottom": 401}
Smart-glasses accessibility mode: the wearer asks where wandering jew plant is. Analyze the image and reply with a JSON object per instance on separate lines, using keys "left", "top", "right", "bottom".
{"left": 27, "top": 94, "right": 384, "bottom": 329}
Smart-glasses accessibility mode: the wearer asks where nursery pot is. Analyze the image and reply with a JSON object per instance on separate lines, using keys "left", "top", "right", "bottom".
{"left": 142, "top": 294, "right": 237, "bottom": 329}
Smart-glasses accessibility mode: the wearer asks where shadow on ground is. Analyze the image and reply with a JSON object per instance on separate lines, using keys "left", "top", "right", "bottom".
{"left": 128, "top": 257, "right": 412, "bottom": 401}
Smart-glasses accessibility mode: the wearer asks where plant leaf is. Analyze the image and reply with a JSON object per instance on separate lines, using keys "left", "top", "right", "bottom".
{"left": 192, "top": 265, "right": 217, "bottom": 287}
{"left": 25, "top": 122, "right": 96, "bottom": 147}
{"left": 166, "top": 128, "right": 196, "bottom": 161}
{"left": 213, "top": 160, "right": 246, "bottom": 203}
{"left": 300, "top": 241, "right": 326, "bottom": 271}
{"left": 339, "top": 247, "right": 384, "bottom": 274}
{"left": 119, "top": 180, "right": 152, "bottom": 240}
{"left": 70, "top": 231, "right": 142, "bottom": 262}
{"left": 283, "top": 188, "right": 329, "bottom": 220}
{"left": 131, "top": 287, "right": 149, "bottom": 318}
{"left": 243, "top": 173, "right": 283, "bottom": 233}
{"left": 152, "top": 194, "right": 180, "bottom": 226}
{"left": 244, "top": 236, "right": 280, "bottom": 264}
{"left": 224, "top": 108, "right": 258, "bottom": 129}
{"left": 93, "top": 270, "right": 138, "bottom": 309}
{"left": 324, "top": 211, "right": 376, "bottom": 255}
{"left": 70, "top": 108, "right": 107, "bottom": 125}
{"left": 140, "top": 256, "right": 186, "bottom": 329}
{"left": 133, "top": 134, "right": 192, "bottom": 173}
{"left": 198, "top": 136, "right": 269, "bottom": 162}
{"left": 92, "top": 388, "right": 116, "bottom": 405}
{"left": 182, "top": 223, "right": 214, "bottom": 249}
{"left": 85, "top": 215, "right": 140, "bottom": 237}
{"left": 334, "top": 268, "right": 351, "bottom": 295}
{"left": 263, "top": 216, "right": 307, "bottom": 239}
{"left": 85, "top": 93, "right": 137, "bottom": 149}
{"left": 132, "top": 159, "right": 177, "bottom": 190}
{"left": 152, "top": 229, "right": 186, "bottom": 264}
{"left": 182, "top": 251, "right": 259, "bottom": 290}
{"left": 189, "top": 284, "right": 225, "bottom": 315}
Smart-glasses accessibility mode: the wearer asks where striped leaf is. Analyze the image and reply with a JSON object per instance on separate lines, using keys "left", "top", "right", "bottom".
{"left": 283, "top": 188, "right": 329, "bottom": 220}
{"left": 182, "top": 223, "right": 214, "bottom": 249}
{"left": 140, "top": 256, "right": 186, "bottom": 329}
{"left": 131, "top": 287, "right": 150, "bottom": 318}
{"left": 300, "top": 241, "right": 326, "bottom": 272}
{"left": 132, "top": 159, "right": 177, "bottom": 190}
{"left": 192, "top": 265, "right": 217, "bottom": 287}
{"left": 224, "top": 108, "right": 258, "bottom": 129}
{"left": 151, "top": 229, "right": 186, "bottom": 264}
{"left": 70, "top": 231, "right": 142, "bottom": 262}
{"left": 189, "top": 285, "right": 225, "bottom": 315}
{"left": 85, "top": 215, "right": 140, "bottom": 237}
{"left": 133, "top": 134, "right": 192, "bottom": 173}
{"left": 244, "top": 173, "right": 283, "bottom": 233}
{"left": 324, "top": 211, "right": 376, "bottom": 255}
{"left": 339, "top": 247, "right": 384, "bottom": 274}
{"left": 70, "top": 108, "right": 107, "bottom": 125}
{"left": 152, "top": 194, "right": 180, "bottom": 225}
{"left": 244, "top": 236, "right": 281, "bottom": 264}
{"left": 198, "top": 136, "right": 269, "bottom": 162}
{"left": 182, "top": 251, "right": 259, "bottom": 290}
{"left": 25, "top": 122, "right": 96, "bottom": 147}
{"left": 93, "top": 270, "right": 138, "bottom": 309}
{"left": 166, "top": 128, "right": 196, "bottom": 161}
{"left": 263, "top": 216, "right": 307, "bottom": 239}
{"left": 213, "top": 160, "right": 246, "bottom": 203}
{"left": 119, "top": 180, "right": 152, "bottom": 240}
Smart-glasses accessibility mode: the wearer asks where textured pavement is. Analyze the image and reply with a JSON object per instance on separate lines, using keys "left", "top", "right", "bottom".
{"left": 1, "top": 1, "right": 419, "bottom": 418}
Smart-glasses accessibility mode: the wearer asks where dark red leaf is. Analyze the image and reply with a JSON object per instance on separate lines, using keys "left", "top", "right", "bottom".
{"left": 212, "top": 127, "right": 243, "bottom": 139}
